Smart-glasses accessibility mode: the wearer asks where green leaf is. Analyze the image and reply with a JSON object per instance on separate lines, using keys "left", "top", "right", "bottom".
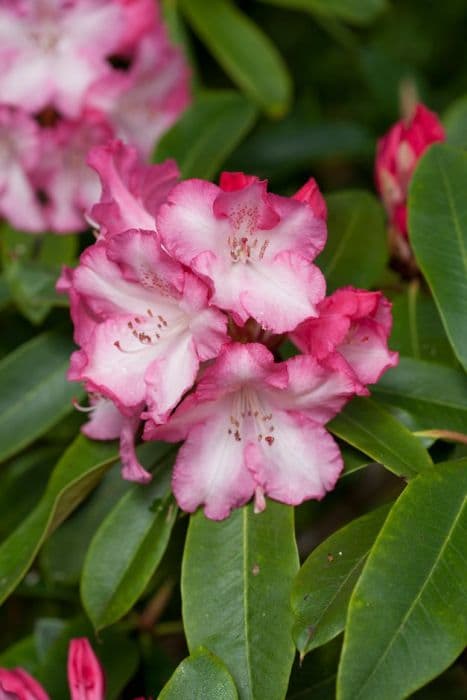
{"left": 390, "top": 283, "right": 458, "bottom": 366}
{"left": 0, "top": 447, "right": 60, "bottom": 538}
{"left": 1, "top": 228, "right": 77, "bottom": 324}
{"left": 329, "top": 397, "right": 433, "bottom": 478}
{"left": 258, "top": 0, "right": 387, "bottom": 26}
{"left": 444, "top": 95, "right": 467, "bottom": 148}
{"left": 41, "top": 468, "right": 130, "bottom": 585}
{"left": 337, "top": 460, "right": 467, "bottom": 700}
{"left": 316, "top": 191, "right": 388, "bottom": 293}
{"left": 0, "top": 436, "right": 118, "bottom": 604}
{"left": 81, "top": 453, "right": 177, "bottom": 630}
{"left": 373, "top": 357, "right": 467, "bottom": 434}
{"left": 0, "top": 332, "right": 81, "bottom": 462}
{"left": 35, "top": 617, "right": 138, "bottom": 700}
{"left": 179, "top": 0, "right": 291, "bottom": 116}
{"left": 155, "top": 90, "right": 257, "bottom": 180}
{"left": 159, "top": 647, "right": 239, "bottom": 699}
{"left": 409, "top": 144, "right": 467, "bottom": 370}
{"left": 0, "top": 636, "right": 38, "bottom": 674}
{"left": 291, "top": 503, "right": 392, "bottom": 655}
{"left": 182, "top": 501, "right": 299, "bottom": 700}
{"left": 340, "top": 445, "right": 373, "bottom": 478}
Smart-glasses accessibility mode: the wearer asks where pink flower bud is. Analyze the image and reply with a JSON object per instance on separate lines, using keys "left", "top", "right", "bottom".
{"left": 67, "top": 639, "right": 105, "bottom": 700}
{"left": 0, "top": 668, "right": 49, "bottom": 700}
{"left": 375, "top": 103, "right": 445, "bottom": 237}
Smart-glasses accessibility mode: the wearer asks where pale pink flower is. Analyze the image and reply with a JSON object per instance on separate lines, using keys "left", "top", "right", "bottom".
{"left": 157, "top": 172, "right": 327, "bottom": 333}
{"left": 87, "top": 34, "right": 190, "bottom": 158}
{"left": 0, "top": 106, "right": 45, "bottom": 232}
{"left": 0, "top": 0, "right": 125, "bottom": 118}
{"left": 87, "top": 140, "right": 179, "bottom": 239}
{"left": 146, "top": 343, "right": 359, "bottom": 520}
{"left": 291, "top": 287, "right": 398, "bottom": 386}
{"left": 33, "top": 111, "right": 114, "bottom": 233}
{"left": 60, "top": 229, "right": 228, "bottom": 425}
{"left": 375, "top": 103, "right": 445, "bottom": 237}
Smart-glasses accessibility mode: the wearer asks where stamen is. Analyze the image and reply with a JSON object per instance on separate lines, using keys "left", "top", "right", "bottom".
{"left": 72, "top": 398, "right": 95, "bottom": 413}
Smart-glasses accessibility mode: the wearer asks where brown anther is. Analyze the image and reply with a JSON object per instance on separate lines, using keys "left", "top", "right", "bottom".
{"left": 234, "top": 430, "right": 242, "bottom": 442}
{"left": 265, "top": 436, "right": 274, "bottom": 446}
{"left": 147, "top": 308, "right": 153, "bottom": 317}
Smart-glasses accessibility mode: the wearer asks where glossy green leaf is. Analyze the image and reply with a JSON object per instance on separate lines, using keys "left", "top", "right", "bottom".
{"left": 179, "top": 0, "right": 291, "bottom": 116}
{"left": 228, "top": 118, "right": 372, "bottom": 181}
{"left": 409, "top": 144, "right": 467, "bottom": 370}
{"left": 0, "top": 436, "right": 118, "bottom": 604}
{"left": 0, "top": 447, "right": 60, "bottom": 538}
{"left": 41, "top": 468, "right": 130, "bottom": 585}
{"left": 340, "top": 444, "right": 373, "bottom": 478}
{"left": 35, "top": 617, "right": 138, "bottom": 700}
{"left": 182, "top": 501, "right": 299, "bottom": 700}
{"left": 159, "top": 647, "right": 239, "bottom": 699}
{"left": 259, "top": 0, "right": 387, "bottom": 26}
{"left": 292, "top": 503, "right": 392, "bottom": 655}
{"left": 81, "top": 453, "right": 176, "bottom": 630}
{"left": 444, "top": 95, "right": 467, "bottom": 148}
{"left": 316, "top": 191, "right": 388, "bottom": 293}
{"left": 0, "top": 636, "right": 38, "bottom": 674}
{"left": 337, "top": 460, "right": 467, "bottom": 700}
{"left": 373, "top": 357, "right": 467, "bottom": 434}
{"left": 155, "top": 90, "right": 257, "bottom": 179}
{"left": 390, "top": 283, "right": 458, "bottom": 366}
{"left": 329, "top": 397, "right": 433, "bottom": 478}
{"left": 0, "top": 332, "right": 81, "bottom": 462}
{"left": 1, "top": 228, "right": 77, "bottom": 323}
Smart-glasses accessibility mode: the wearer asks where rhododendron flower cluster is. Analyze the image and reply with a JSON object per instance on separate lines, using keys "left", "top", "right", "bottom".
{"left": 375, "top": 102, "right": 445, "bottom": 238}
{"left": 59, "top": 142, "right": 398, "bottom": 520}
{"left": 0, "top": 0, "right": 189, "bottom": 234}
{"left": 0, "top": 637, "right": 147, "bottom": 700}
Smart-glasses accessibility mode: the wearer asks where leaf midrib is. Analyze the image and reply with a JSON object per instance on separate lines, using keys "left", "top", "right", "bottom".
{"left": 350, "top": 495, "right": 466, "bottom": 700}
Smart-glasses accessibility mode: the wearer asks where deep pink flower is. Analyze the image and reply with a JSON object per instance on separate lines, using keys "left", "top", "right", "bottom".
{"left": 68, "top": 638, "right": 105, "bottom": 700}
{"left": 0, "top": 668, "right": 49, "bottom": 700}
{"left": 87, "top": 140, "right": 180, "bottom": 239}
{"left": 157, "top": 172, "right": 327, "bottom": 333}
{"left": 61, "top": 229, "right": 228, "bottom": 427}
{"left": 146, "top": 343, "right": 359, "bottom": 520}
{"left": 291, "top": 287, "right": 398, "bottom": 386}
{"left": 375, "top": 103, "right": 445, "bottom": 237}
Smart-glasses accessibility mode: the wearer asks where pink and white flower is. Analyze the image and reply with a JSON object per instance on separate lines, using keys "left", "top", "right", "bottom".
{"left": 375, "top": 103, "right": 445, "bottom": 237}
{"left": 157, "top": 172, "right": 327, "bottom": 333}
{"left": 291, "top": 287, "right": 398, "bottom": 386}
{"left": 87, "top": 140, "right": 179, "bottom": 239}
{"left": 146, "top": 343, "right": 359, "bottom": 520}
{"left": 61, "top": 229, "right": 228, "bottom": 425}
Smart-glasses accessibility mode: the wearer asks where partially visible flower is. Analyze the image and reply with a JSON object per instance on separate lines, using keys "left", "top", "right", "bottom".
{"left": 60, "top": 229, "right": 228, "bottom": 428}
{"left": 291, "top": 287, "right": 398, "bottom": 386}
{"left": 33, "top": 111, "right": 114, "bottom": 233}
{"left": 68, "top": 638, "right": 105, "bottom": 700}
{"left": 158, "top": 172, "right": 327, "bottom": 333}
{"left": 146, "top": 343, "right": 359, "bottom": 520}
{"left": 375, "top": 103, "right": 445, "bottom": 237}
{"left": 0, "top": 106, "right": 44, "bottom": 232}
{"left": 0, "top": 0, "right": 190, "bottom": 234}
{"left": 87, "top": 140, "right": 179, "bottom": 239}
{"left": 76, "top": 393, "right": 151, "bottom": 483}
{"left": 0, "top": 668, "right": 49, "bottom": 700}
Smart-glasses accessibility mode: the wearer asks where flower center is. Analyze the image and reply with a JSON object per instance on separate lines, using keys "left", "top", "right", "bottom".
{"left": 227, "top": 388, "right": 276, "bottom": 445}
{"left": 228, "top": 234, "right": 269, "bottom": 264}
{"left": 114, "top": 309, "right": 187, "bottom": 353}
